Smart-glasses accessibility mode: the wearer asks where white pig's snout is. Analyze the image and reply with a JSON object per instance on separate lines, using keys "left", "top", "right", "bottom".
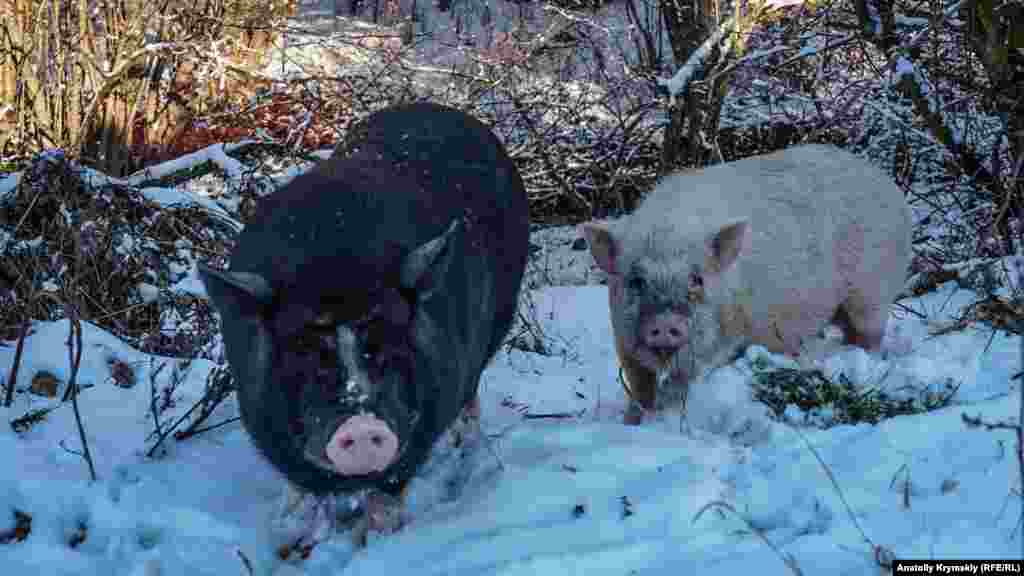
{"left": 640, "top": 311, "right": 689, "bottom": 360}
{"left": 325, "top": 413, "right": 400, "bottom": 476}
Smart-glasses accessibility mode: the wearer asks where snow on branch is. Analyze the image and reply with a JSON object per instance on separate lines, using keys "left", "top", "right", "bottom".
{"left": 657, "top": 17, "right": 736, "bottom": 105}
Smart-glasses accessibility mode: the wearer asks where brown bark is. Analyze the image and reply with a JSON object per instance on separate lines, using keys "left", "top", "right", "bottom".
{"left": 962, "top": 0, "right": 1024, "bottom": 253}
{"left": 657, "top": 0, "right": 720, "bottom": 172}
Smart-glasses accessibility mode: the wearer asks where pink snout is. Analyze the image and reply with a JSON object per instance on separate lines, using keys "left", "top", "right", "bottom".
{"left": 325, "top": 413, "right": 399, "bottom": 476}
{"left": 639, "top": 311, "right": 689, "bottom": 362}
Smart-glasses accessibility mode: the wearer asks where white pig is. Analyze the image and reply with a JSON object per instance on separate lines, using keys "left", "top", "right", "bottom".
{"left": 583, "top": 145, "right": 911, "bottom": 424}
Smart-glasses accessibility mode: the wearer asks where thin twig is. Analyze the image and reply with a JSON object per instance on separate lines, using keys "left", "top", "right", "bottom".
{"left": 4, "top": 321, "right": 29, "bottom": 407}
{"left": 236, "top": 548, "right": 254, "bottom": 576}
{"left": 174, "top": 416, "right": 241, "bottom": 440}
{"left": 792, "top": 427, "right": 873, "bottom": 549}
{"left": 522, "top": 411, "right": 582, "bottom": 420}
{"left": 693, "top": 500, "right": 804, "bottom": 576}
{"left": 66, "top": 312, "right": 97, "bottom": 482}
{"left": 146, "top": 360, "right": 169, "bottom": 457}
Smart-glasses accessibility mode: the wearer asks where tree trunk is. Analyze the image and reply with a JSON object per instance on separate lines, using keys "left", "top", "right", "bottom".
{"left": 658, "top": 0, "right": 721, "bottom": 172}
{"left": 962, "top": 0, "right": 1024, "bottom": 253}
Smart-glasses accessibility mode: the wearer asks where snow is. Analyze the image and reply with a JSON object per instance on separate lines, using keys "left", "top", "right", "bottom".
{"left": 124, "top": 142, "right": 254, "bottom": 188}
{"left": 658, "top": 17, "right": 736, "bottom": 103}
{"left": 1, "top": 268, "right": 1021, "bottom": 574}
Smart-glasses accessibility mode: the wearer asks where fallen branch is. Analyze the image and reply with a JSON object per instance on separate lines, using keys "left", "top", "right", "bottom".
{"left": 522, "top": 411, "right": 583, "bottom": 420}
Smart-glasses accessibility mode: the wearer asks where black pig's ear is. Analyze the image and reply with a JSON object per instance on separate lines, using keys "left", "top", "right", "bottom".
{"left": 197, "top": 263, "right": 274, "bottom": 318}
{"left": 400, "top": 218, "right": 461, "bottom": 302}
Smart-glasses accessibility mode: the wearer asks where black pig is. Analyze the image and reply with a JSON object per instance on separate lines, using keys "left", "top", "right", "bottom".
{"left": 198, "top": 102, "right": 529, "bottom": 499}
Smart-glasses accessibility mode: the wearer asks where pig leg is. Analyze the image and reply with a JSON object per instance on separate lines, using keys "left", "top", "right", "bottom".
{"left": 836, "top": 291, "right": 886, "bottom": 352}
{"left": 366, "top": 488, "right": 407, "bottom": 533}
{"left": 464, "top": 394, "right": 481, "bottom": 420}
{"left": 274, "top": 485, "right": 361, "bottom": 559}
{"left": 450, "top": 392, "right": 483, "bottom": 453}
{"left": 462, "top": 394, "right": 483, "bottom": 448}
{"left": 350, "top": 395, "right": 482, "bottom": 548}
{"left": 615, "top": 332, "right": 656, "bottom": 425}
{"left": 350, "top": 486, "right": 410, "bottom": 548}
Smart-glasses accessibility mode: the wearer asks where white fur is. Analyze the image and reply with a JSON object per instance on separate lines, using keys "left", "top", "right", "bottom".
{"left": 590, "top": 145, "right": 912, "bottom": 419}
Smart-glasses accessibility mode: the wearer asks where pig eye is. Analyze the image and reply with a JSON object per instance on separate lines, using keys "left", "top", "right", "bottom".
{"left": 628, "top": 274, "right": 646, "bottom": 292}
{"left": 360, "top": 335, "right": 383, "bottom": 364}
{"left": 687, "top": 272, "right": 705, "bottom": 304}
{"left": 362, "top": 350, "right": 387, "bottom": 370}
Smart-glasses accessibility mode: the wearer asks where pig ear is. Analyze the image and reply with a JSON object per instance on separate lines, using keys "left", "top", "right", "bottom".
{"left": 197, "top": 263, "right": 274, "bottom": 318}
{"left": 400, "top": 218, "right": 460, "bottom": 300}
{"left": 705, "top": 219, "right": 749, "bottom": 273}
{"left": 582, "top": 222, "right": 620, "bottom": 275}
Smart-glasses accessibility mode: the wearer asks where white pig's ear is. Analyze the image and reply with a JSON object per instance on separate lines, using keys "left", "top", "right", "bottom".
{"left": 582, "top": 222, "right": 620, "bottom": 275}
{"left": 197, "top": 263, "right": 274, "bottom": 318}
{"left": 704, "top": 219, "right": 749, "bottom": 273}
{"left": 400, "top": 217, "right": 461, "bottom": 301}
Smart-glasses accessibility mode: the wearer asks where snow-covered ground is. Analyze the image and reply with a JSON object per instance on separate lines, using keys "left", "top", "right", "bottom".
{"left": 1, "top": 253, "right": 1021, "bottom": 574}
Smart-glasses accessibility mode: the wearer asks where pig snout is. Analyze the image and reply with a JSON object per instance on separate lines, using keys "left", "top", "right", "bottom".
{"left": 325, "top": 413, "right": 400, "bottom": 476}
{"left": 640, "top": 312, "right": 688, "bottom": 362}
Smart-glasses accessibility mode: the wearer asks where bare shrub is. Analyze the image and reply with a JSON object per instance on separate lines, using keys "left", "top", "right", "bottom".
{"left": 0, "top": 151, "right": 236, "bottom": 354}
{"left": 0, "top": 0, "right": 297, "bottom": 175}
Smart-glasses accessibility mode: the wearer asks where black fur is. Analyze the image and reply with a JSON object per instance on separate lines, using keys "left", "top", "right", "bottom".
{"left": 202, "top": 102, "right": 529, "bottom": 494}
